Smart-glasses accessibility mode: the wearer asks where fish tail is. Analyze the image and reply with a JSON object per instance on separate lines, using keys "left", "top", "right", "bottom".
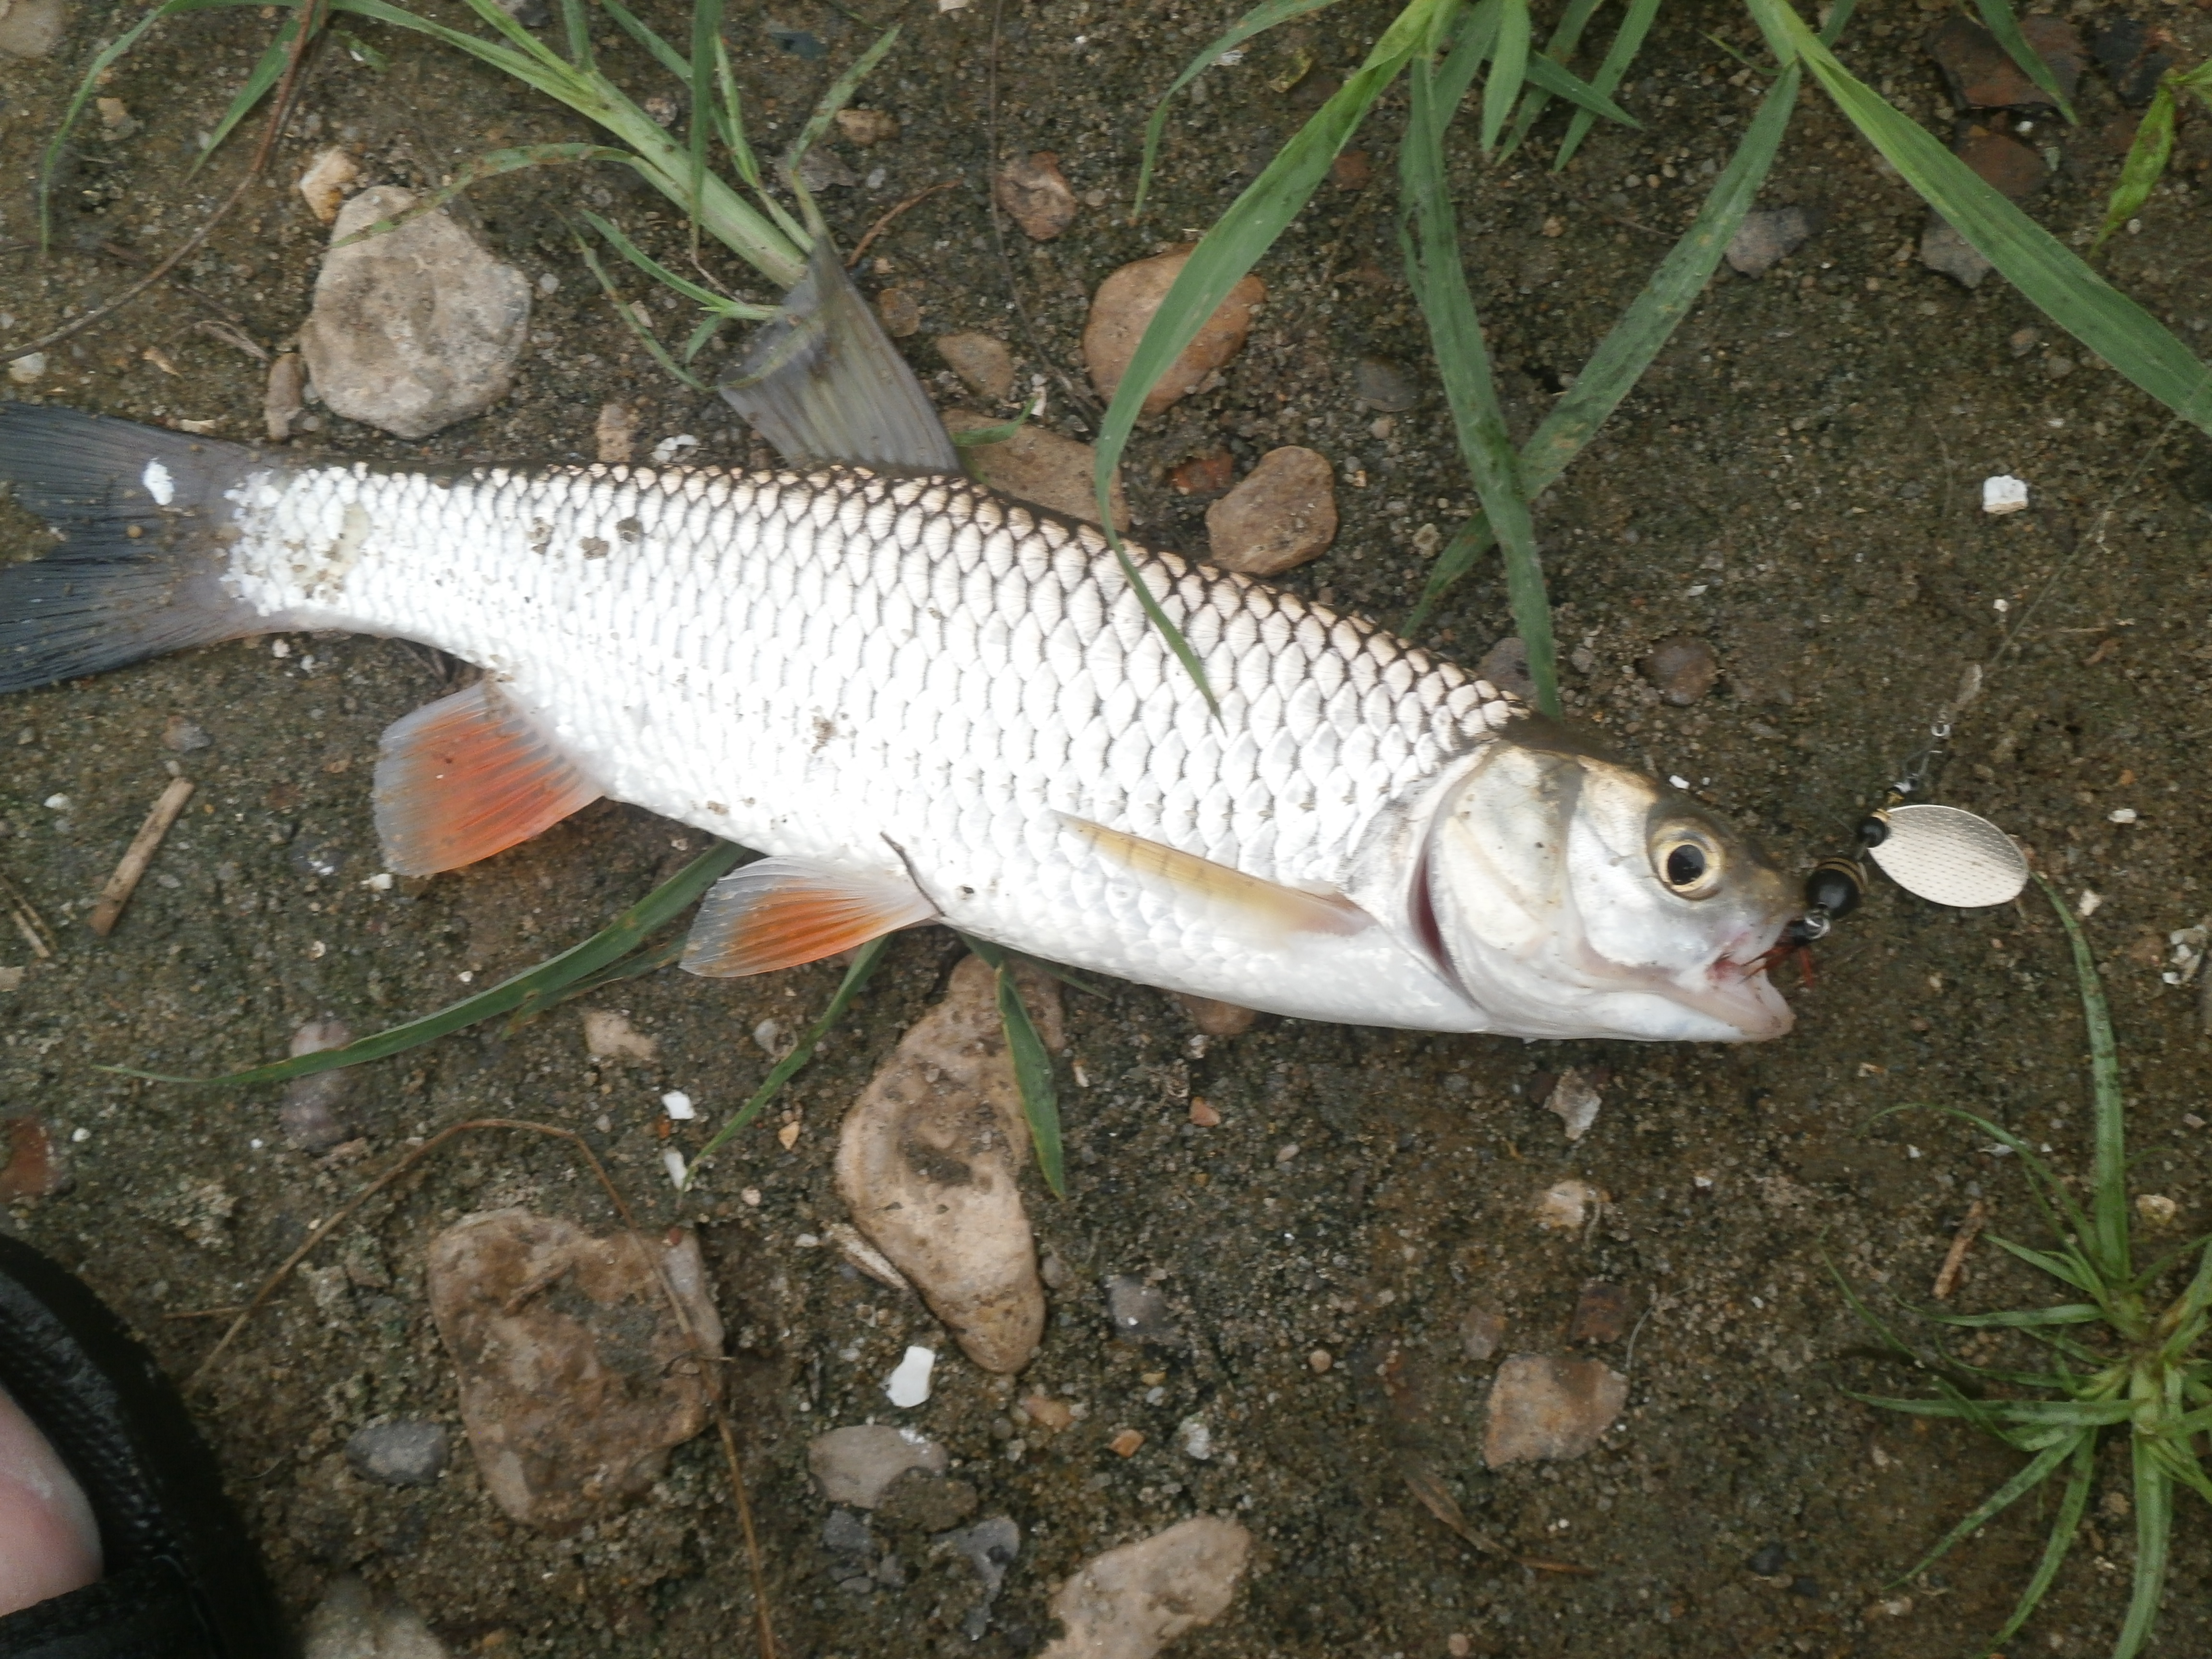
{"left": 0, "top": 404, "right": 264, "bottom": 693}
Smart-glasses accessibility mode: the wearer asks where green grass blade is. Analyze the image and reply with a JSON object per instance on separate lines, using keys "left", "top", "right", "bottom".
{"left": 554, "top": 0, "right": 589, "bottom": 68}
{"left": 680, "top": 311, "right": 729, "bottom": 364}
{"left": 576, "top": 207, "right": 775, "bottom": 316}
{"left": 2116, "top": 1445, "right": 2172, "bottom": 1659}
{"left": 2151, "top": 1436, "right": 2212, "bottom": 1504}
{"left": 686, "top": 934, "right": 890, "bottom": 1176}
{"left": 1554, "top": 0, "right": 1657, "bottom": 170}
{"left": 1759, "top": 1, "right": 2212, "bottom": 436}
{"left": 1981, "top": 1434, "right": 2097, "bottom": 1654}
{"left": 2092, "top": 78, "right": 2176, "bottom": 252}
{"left": 1520, "top": 53, "right": 1637, "bottom": 128}
{"left": 1917, "top": 1302, "right": 2104, "bottom": 1329}
{"left": 188, "top": 12, "right": 301, "bottom": 177}
{"left": 959, "top": 937, "right": 1066, "bottom": 1197}
{"left": 1129, "top": 0, "right": 1348, "bottom": 219}
{"left": 1972, "top": 0, "right": 2077, "bottom": 123}
{"left": 1894, "top": 1433, "right": 2083, "bottom": 1585}
{"left": 779, "top": 24, "right": 902, "bottom": 191}
{"left": 1984, "top": 1233, "right": 2101, "bottom": 1298}
{"left": 1401, "top": 39, "right": 1552, "bottom": 710}
{"left": 2037, "top": 874, "right": 2131, "bottom": 1281}
{"left": 37, "top": 0, "right": 262, "bottom": 247}
{"left": 102, "top": 842, "right": 746, "bottom": 1088}
{"left": 573, "top": 233, "right": 711, "bottom": 391}
{"left": 1499, "top": 0, "right": 1606, "bottom": 157}
{"left": 597, "top": 0, "right": 689, "bottom": 79}
{"left": 1480, "top": 0, "right": 1530, "bottom": 154}
{"left": 1094, "top": 0, "right": 1446, "bottom": 707}
{"left": 687, "top": 0, "right": 724, "bottom": 255}
{"left": 1407, "top": 65, "right": 1796, "bottom": 633}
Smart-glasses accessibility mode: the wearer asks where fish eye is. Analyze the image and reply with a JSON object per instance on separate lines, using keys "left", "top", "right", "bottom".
{"left": 1653, "top": 830, "right": 1723, "bottom": 899}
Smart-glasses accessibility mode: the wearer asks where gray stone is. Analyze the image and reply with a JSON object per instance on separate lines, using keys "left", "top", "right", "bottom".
{"left": 808, "top": 1424, "right": 947, "bottom": 1509}
{"left": 874, "top": 1468, "right": 979, "bottom": 1533}
{"left": 299, "top": 187, "right": 531, "bottom": 439}
{"left": 947, "top": 1515, "right": 1022, "bottom": 1641}
{"left": 1637, "top": 635, "right": 1719, "bottom": 706}
{"left": 303, "top": 1576, "right": 448, "bottom": 1659}
{"left": 344, "top": 1421, "right": 449, "bottom": 1487}
{"left": 1724, "top": 205, "right": 1814, "bottom": 278}
{"left": 1920, "top": 216, "right": 1992, "bottom": 289}
{"left": 1477, "top": 636, "right": 1537, "bottom": 704}
{"left": 936, "top": 332, "right": 1016, "bottom": 401}
{"left": 280, "top": 1017, "right": 355, "bottom": 1152}
{"left": 1353, "top": 356, "right": 1419, "bottom": 412}
{"left": 821, "top": 1507, "right": 876, "bottom": 1559}
{"left": 1104, "top": 1275, "right": 1176, "bottom": 1344}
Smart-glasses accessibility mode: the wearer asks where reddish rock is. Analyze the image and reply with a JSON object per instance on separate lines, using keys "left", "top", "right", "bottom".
{"left": 1330, "top": 149, "right": 1373, "bottom": 190}
{"left": 1566, "top": 1281, "right": 1634, "bottom": 1344}
{"left": 1169, "top": 448, "right": 1236, "bottom": 496}
{"left": 1955, "top": 127, "right": 2047, "bottom": 201}
{"left": 995, "top": 151, "right": 1077, "bottom": 241}
{"left": 876, "top": 287, "right": 922, "bottom": 339}
{"left": 1172, "top": 992, "right": 1257, "bottom": 1037}
{"left": 0, "top": 1118, "right": 60, "bottom": 1201}
{"left": 943, "top": 409, "right": 1130, "bottom": 530}
{"left": 1638, "top": 635, "right": 1720, "bottom": 705}
{"left": 1928, "top": 14, "right": 2082, "bottom": 110}
{"left": 1083, "top": 249, "right": 1265, "bottom": 419}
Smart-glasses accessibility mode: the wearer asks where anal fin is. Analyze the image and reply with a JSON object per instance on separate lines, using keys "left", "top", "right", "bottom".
{"left": 373, "top": 681, "right": 600, "bottom": 875}
{"left": 682, "top": 855, "right": 938, "bottom": 977}
{"left": 1059, "top": 815, "right": 1372, "bottom": 939}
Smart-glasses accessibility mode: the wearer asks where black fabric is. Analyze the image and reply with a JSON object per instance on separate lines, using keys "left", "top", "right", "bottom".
{"left": 0, "top": 1562, "right": 217, "bottom": 1659}
{"left": 0, "top": 1235, "right": 290, "bottom": 1657}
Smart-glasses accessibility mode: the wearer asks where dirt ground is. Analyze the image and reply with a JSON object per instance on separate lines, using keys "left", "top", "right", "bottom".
{"left": 3, "top": 0, "right": 2212, "bottom": 1654}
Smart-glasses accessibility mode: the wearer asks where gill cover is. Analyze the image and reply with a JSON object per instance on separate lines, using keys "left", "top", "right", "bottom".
{"left": 1421, "top": 730, "right": 1794, "bottom": 1041}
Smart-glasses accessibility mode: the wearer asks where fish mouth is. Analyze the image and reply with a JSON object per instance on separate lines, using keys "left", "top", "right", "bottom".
{"left": 1680, "top": 921, "right": 1795, "bottom": 1041}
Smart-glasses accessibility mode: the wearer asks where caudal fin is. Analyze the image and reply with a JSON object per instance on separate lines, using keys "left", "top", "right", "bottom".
{"left": 0, "top": 404, "right": 264, "bottom": 693}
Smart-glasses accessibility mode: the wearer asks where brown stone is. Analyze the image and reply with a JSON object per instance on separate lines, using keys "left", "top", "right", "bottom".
{"left": 1928, "top": 14, "right": 2081, "bottom": 110}
{"left": 1955, "top": 128, "right": 2047, "bottom": 202}
{"left": 1330, "top": 149, "right": 1373, "bottom": 190}
{"left": 1038, "top": 1517, "right": 1251, "bottom": 1659}
{"left": 936, "top": 332, "right": 1015, "bottom": 400}
{"left": 1171, "top": 991, "right": 1257, "bottom": 1037}
{"left": 1204, "top": 446, "right": 1337, "bottom": 576}
{"left": 426, "top": 1210, "right": 723, "bottom": 1534}
{"left": 833, "top": 108, "right": 899, "bottom": 147}
{"left": 1482, "top": 1354, "right": 1628, "bottom": 1467}
{"left": 1107, "top": 1428, "right": 1145, "bottom": 1457}
{"left": 943, "top": 409, "right": 1130, "bottom": 531}
{"left": 1566, "top": 1281, "right": 1634, "bottom": 1344}
{"left": 0, "top": 1118, "right": 59, "bottom": 1201}
{"left": 1169, "top": 447, "right": 1236, "bottom": 497}
{"left": 1638, "top": 634, "right": 1720, "bottom": 706}
{"left": 834, "top": 957, "right": 1062, "bottom": 1373}
{"left": 994, "top": 151, "right": 1077, "bottom": 240}
{"left": 877, "top": 287, "right": 922, "bottom": 338}
{"left": 1083, "top": 249, "right": 1265, "bottom": 419}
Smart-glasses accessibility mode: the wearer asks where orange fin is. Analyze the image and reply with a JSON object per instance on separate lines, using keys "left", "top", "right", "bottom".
{"left": 681, "top": 856, "right": 938, "bottom": 977}
{"left": 1058, "top": 815, "right": 1371, "bottom": 938}
{"left": 373, "top": 681, "right": 600, "bottom": 876}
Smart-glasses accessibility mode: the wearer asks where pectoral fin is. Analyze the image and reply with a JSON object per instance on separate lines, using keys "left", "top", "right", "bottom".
{"left": 1059, "top": 815, "right": 1371, "bottom": 939}
{"left": 682, "top": 855, "right": 938, "bottom": 977}
{"left": 373, "top": 681, "right": 601, "bottom": 875}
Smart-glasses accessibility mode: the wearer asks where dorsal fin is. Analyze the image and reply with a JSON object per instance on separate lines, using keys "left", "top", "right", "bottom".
{"left": 373, "top": 681, "right": 600, "bottom": 875}
{"left": 681, "top": 855, "right": 938, "bottom": 977}
{"left": 718, "top": 240, "right": 960, "bottom": 474}
{"left": 1058, "top": 815, "right": 1372, "bottom": 939}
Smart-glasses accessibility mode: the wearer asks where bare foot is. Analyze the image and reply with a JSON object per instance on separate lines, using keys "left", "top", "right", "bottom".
{"left": 0, "top": 1380, "right": 101, "bottom": 1616}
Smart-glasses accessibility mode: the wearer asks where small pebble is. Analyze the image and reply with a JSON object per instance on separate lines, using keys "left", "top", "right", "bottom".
{"left": 1188, "top": 1098, "right": 1221, "bottom": 1128}
{"left": 1477, "top": 636, "right": 1537, "bottom": 703}
{"left": 1104, "top": 1276, "right": 1176, "bottom": 1344}
{"left": 344, "top": 1420, "right": 450, "bottom": 1487}
{"left": 580, "top": 1008, "right": 657, "bottom": 1063}
{"left": 1170, "top": 992, "right": 1256, "bottom": 1036}
{"left": 1919, "top": 217, "right": 1991, "bottom": 289}
{"left": 1352, "top": 356, "right": 1419, "bottom": 412}
{"left": 162, "top": 715, "right": 212, "bottom": 753}
{"left": 1638, "top": 635, "right": 1719, "bottom": 706}
{"left": 1981, "top": 474, "right": 2029, "bottom": 515}
{"left": 0, "top": 0, "right": 67, "bottom": 57}
{"left": 302, "top": 1577, "right": 449, "bottom": 1659}
{"left": 1459, "top": 1304, "right": 1505, "bottom": 1362}
{"left": 660, "top": 1090, "right": 695, "bottom": 1120}
{"left": 1566, "top": 1281, "right": 1634, "bottom": 1345}
{"left": 795, "top": 147, "right": 856, "bottom": 191}
{"left": 1169, "top": 447, "right": 1236, "bottom": 497}
{"left": 1745, "top": 1540, "right": 1788, "bottom": 1576}
{"left": 1021, "top": 1394, "right": 1075, "bottom": 1431}
{"left": 808, "top": 1424, "right": 947, "bottom": 1508}
{"left": 1107, "top": 1428, "right": 1145, "bottom": 1457}
{"left": 264, "top": 353, "right": 308, "bottom": 443}
{"left": 2136, "top": 1193, "right": 2177, "bottom": 1228}
{"left": 1036, "top": 1517, "right": 1250, "bottom": 1659}
{"left": 1535, "top": 1179, "right": 1605, "bottom": 1231}
{"left": 833, "top": 108, "right": 899, "bottom": 147}
{"left": 935, "top": 332, "right": 1015, "bottom": 401}
{"left": 995, "top": 151, "right": 1078, "bottom": 240}
{"left": 594, "top": 401, "right": 637, "bottom": 464}
{"left": 1205, "top": 446, "right": 1338, "bottom": 577}
{"left": 1482, "top": 1354, "right": 1628, "bottom": 1467}
{"left": 942, "top": 410, "right": 1129, "bottom": 530}
{"left": 885, "top": 1344, "right": 936, "bottom": 1407}
{"left": 1307, "top": 1347, "right": 1332, "bottom": 1373}
{"left": 1543, "top": 1068, "right": 1603, "bottom": 1141}
{"left": 874, "top": 1469, "right": 979, "bottom": 1532}
{"left": 1724, "top": 205, "right": 1813, "bottom": 278}
{"left": 876, "top": 288, "right": 921, "bottom": 338}
{"left": 1083, "top": 250, "right": 1264, "bottom": 419}
{"left": 6, "top": 353, "right": 46, "bottom": 385}
{"left": 1177, "top": 1417, "right": 1213, "bottom": 1460}
{"left": 295, "top": 146, "right": 361, "bottom": 225}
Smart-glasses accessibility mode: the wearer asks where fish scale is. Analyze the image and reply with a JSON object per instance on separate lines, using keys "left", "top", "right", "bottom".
{"left": 214, "top": 456, "right": 1514, "bottom": 1023}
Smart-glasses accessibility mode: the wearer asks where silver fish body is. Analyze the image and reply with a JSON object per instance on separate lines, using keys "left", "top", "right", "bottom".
{"left": 0, "top": 409, "right": 1795, "bottom": 1039}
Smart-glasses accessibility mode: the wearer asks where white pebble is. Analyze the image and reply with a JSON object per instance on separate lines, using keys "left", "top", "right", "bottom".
{"left": 661, "top": 1089, "right": 696, "bottom": 1119}
{"left": 661, "top": 1148, "right": 688, "bottom": 1188}
{"left": 1981, "top": 474, "right": 2029, "bottom": 515}
{"left": 2107, "top": 807, "right": 2138, "bottom": 824}
{"left": 71, "top": 1127, "right": 89, "bottom": 1143}
{"left": 2077, "top": 890, "right": 2104, "bottom": 917}
{"left": 1668, "top": 774, "right": 1691, "bottom": 790}
{"left": 1178, "top": 1417, "right": 1214, "bottom": 1460}
{"left": 360, "top": 871, "right": 394, "bottom": 890}
{"left": 650, "top": 433, "right": 699, "bottom": 464}
{"left": 41, "top": 794, "right": 69, "bottom": 811}
{"left": 140, "top": 459, "right": 176, "bottom": 506}
{"left": 6, "top": 353, "right": 46, "bottom": 385}
{"left": 885, "top": 1345, "right": 936, "bottom": 1407}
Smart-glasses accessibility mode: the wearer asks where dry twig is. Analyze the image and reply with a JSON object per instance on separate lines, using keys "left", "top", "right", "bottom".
{"left": 1932, "top": 1198, "right": 1990, "bottom": 1300}
{"left": 88, "top": 776, "right": 195, "bottom": 937}
{"left": 846, "top": 179, "right": 959, "bottom": 268}
{"left": 0, "top": 868, "right": 58, "bottom": 960}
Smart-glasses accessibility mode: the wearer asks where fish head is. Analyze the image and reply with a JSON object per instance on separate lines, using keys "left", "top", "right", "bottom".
{"left": 1422, "top": 722, "right": 1794, "bottom": 1041}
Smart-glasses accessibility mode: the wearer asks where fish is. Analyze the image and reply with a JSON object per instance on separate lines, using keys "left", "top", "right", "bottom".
{"left": 0, "top": 258, "right": 1795, "bottom": 1043}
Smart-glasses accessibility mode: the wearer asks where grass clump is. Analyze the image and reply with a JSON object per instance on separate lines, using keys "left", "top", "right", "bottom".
{"left": 1841, "top": 874, "right": 2212, "bottom": 1659}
